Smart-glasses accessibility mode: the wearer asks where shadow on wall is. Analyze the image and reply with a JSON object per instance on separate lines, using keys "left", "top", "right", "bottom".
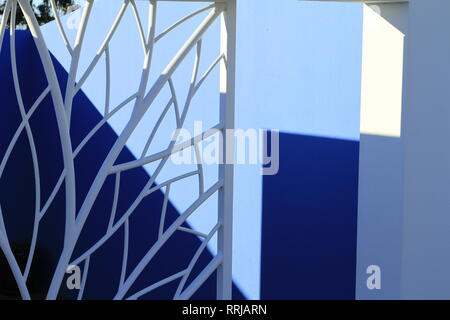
{"left": 0, "top": 31, "right": 244, "bottom": 300}
{"left": 261, "top": 132, "right": 359, "bottom": 300}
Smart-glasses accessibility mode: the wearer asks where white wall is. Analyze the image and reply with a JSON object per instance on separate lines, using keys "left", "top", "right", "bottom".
{"left": 401, "top": 0, "right": 450, "bottom": 299}
{"left": 356, "top": 3, "right": 408, "bottom": 299}
{"left": 357, "top": 0, "right": 450, "bottom": 299}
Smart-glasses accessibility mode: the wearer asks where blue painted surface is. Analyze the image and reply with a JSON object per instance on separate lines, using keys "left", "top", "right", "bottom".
{"left": 261, "top": 132, "right": 359, "bottom": 299}
{"left": 0, "top": 31, "right": 244, "bottom": 299}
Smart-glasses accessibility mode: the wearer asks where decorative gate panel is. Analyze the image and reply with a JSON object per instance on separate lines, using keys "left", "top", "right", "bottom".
{"left": 0, "top": 0, "right": 236, "bottom": 300}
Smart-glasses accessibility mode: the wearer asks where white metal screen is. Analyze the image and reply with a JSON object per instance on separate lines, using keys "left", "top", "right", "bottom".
{"left": 0, "top": 0, "right": 236, "bottom": 300}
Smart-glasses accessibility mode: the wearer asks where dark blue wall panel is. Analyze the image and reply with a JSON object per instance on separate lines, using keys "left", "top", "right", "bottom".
{"left": 261, "top": 133, "right": 359, "bottom": 299}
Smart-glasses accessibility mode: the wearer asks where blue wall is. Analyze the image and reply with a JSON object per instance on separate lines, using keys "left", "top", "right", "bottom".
{"left": 261, "top": 133, "right": 359, "bottom": 299}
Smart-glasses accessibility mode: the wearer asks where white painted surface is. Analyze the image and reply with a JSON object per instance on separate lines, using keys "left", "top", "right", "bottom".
{"left": 356, "top": 2, "right": 407, "bottom": 299}
{"left": 360, "top": 4, "right": 405, "bottom": 138}
{"left": 400, "top": 0, "right": 450, "bottom": 299}
{"left": 357, "top": 0, "right": 450, "bottom": 299}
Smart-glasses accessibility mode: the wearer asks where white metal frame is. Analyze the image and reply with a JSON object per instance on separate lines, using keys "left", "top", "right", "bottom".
{"left": 0, "top": 0, "right": 236, "bottom": 300}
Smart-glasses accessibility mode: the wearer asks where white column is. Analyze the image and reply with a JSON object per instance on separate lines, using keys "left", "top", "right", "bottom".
{"left": 356, "top": 1, "right": 408, "bottom": 300}
{"left": 356, "top": 0, "right": 450, "bottom": 299}
{"left": 399, "top": 0, "right": 450, "bottom": 299}
{"left": 217, "top": 0, "right": 236, "bottom": 300}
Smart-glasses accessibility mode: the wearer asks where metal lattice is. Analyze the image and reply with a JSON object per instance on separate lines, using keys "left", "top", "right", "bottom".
{"left": 0, "top": 0, "right": 236, "bottom": 300}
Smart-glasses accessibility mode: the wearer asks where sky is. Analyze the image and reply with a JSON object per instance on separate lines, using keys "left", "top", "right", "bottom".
{"left": 42, "top": 0, "right": 363, "bottom": 299}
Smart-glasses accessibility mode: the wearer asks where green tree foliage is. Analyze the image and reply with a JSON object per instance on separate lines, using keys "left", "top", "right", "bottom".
{"left": 0, "top": 0, "right": 76, "bottom": 28}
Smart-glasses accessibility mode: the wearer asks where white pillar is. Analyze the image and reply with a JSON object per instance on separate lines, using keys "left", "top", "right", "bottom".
{"left": 356, "top": 1, "right": 408, "bottom": 300}
{"left": 355, "top": 0, "right": 450, "bottom": 299}
{"left": 217, "top": 0, "right": 236, "bottom": 300}
{"left": 398, "top": 0, "right": 450, "bottom": 299}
